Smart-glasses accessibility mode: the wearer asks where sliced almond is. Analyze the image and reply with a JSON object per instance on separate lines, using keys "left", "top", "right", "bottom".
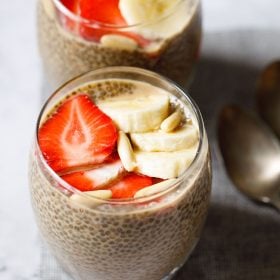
{"left": 70, "top": 190, "right": 112, "bottom": 208}
{"left": 117, "top": 131, "right": 136, "bottom": 172}
{"left": 100, "top": 34, "right": 138, "bottom": 51}
{"left": 42, "top": 0, "right": 55, "bottom": 20}
{"left": 187, "top": 117, "right": 193, "bottom": 125}
{"left": 160, "top": 110, "right": 182, "bottom": 132}
{"left": 134, "top": 179, "right": 176, "bottom": 198}
{"left": 144, "top": 41, "right": 162, "bottom": 56}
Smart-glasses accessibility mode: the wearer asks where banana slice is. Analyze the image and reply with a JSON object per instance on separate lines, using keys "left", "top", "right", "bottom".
{"left": 131, "top": 124, "right": 198, "bottom": 152}
{"left": 97, "top": 91, "right": 169, "bottom": 133}
{"left": 119, "top": 0, "right": 190, "bottom": 38}
{"left": 135, "top": 146, "right": 198, "bottom": 179}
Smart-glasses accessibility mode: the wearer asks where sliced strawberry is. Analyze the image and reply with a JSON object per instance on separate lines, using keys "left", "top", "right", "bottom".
{"left": 60, "top": 0, "right": 78, "bottom": 12}
{"left": 108, "top": 173, "right": 153, "bottom": 199}
{"left": 78, "top": 0, "right": 148, "bottom": 45}
{"left": 152, "top": 177, "right": 164, "bottom": 184}
{"left": 59, "top": 0, "right": 150, "bottom": 47}
{"left": 61, "top": 159, "right": 124, "bottom": 191}
{"left": 58, "top": 0, "right": 80, "bottom": 34}
{"left": 79, "top": 0, "right": 126, "bottom": 25}
{"left": 38, "top": 94, "right": 117, "bottom": 173}
{"left": 60, "top": 0, "right": 125, "bottom": 41}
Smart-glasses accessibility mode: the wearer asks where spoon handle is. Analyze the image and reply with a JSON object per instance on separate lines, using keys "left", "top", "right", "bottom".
{"left": 270, "top": 198, "right": 280, "bottom": 211}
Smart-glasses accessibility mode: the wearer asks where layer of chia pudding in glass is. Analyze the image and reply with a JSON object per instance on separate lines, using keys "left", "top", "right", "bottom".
{"left": 29, "top": 67, "right": 211, "bottom": 280}
{"left": 38, "top": 0, "right": 201, "bottom": 88}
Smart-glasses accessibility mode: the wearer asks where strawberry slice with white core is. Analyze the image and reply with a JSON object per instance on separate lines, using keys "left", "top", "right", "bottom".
{"left": 59, "top": 0, "right": 150, "bottom": 46}
{"left": 38, "top": 94, "right": 118, "bottom": 173}
{"left": 61, "top": 0, "right": 126, "bottom": 41}
{"left": 61, "top": 159, "right": 125, "bottom": 191}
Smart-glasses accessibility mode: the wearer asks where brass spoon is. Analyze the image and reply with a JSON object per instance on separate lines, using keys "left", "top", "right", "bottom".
{"left": 218, "top": 105, "right": 280, "bottom": 209}
{"left": 256, "top": 61, "right": 280, "bottom": 139}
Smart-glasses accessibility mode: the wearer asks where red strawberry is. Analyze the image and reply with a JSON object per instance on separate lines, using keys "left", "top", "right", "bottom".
{"left": 58, "top": 0, "right": 80, "bottom": 34}
{"left": 38, "top": 94, "right": 117, "bottom": 173}
{"left": 60, "top": 0, "right": 125, "bottom": 41}
{"left": 60, "top": 0, "right": 150, "bottom": 47}
{"left": 108, "top": 173, "right": 153, "bottom": 199}
{"left": 152, "top": 177, "right": 164, "bottom": 184}
{"left": 79, "top": 0, "right": 126, "bottom": 25}
{"left": 61, "top": 159, "right": 124, "bottom": 191}
{"left": 78, "top": 0, "right": 149, "bottom": 46}
{"left": 60, "top": 0, "right": 79, "bottom": 13}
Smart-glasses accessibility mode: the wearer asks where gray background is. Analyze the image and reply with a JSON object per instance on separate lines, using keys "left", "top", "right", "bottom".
{"left": 1, "top": 0, "right": 280, "bottom": 279}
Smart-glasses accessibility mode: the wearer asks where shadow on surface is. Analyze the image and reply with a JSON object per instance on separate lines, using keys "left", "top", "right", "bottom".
{"left": 176, "top": 43, "right": 280, "bottom": 279}
{"left": 189, "top": 55, "right": 260, "bottom": 141}
{"left": 176, "top": 203, "right": 280, "bottom": 280}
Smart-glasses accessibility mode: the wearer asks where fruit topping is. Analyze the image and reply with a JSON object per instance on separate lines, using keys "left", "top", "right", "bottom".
{"left": 60, "top": 0, "right": 79, "bottom": 13}
{"left": 119, "top": 0, "right": 185, "bottom": 38}
{"left": 38, "top": 80, "right": 200, "bottom": 200}
{"left": 58, "top": 0, "right": 80, "bottom": 32}
{"left": 119, "top": 0, "right": 180, "bottom": 26}
{"left": 109, "top": 173, "right": 153, "bottom": 199}
{"left": 61, "top": 159, "right": 124, "bottom": 191}
{"left": 130, "top": 124, "right": 198, "bottom": 152}
{"left": 134, "top": 146, "right": 198, "bottom": 179}
{"left": 79, "top": 0, "right": 126, "bottom": 25}
{"left": 97, "top": 90, "right": 169, "bottom": 133}
{"left": 38, "top": 94, "right": 117, "bottom": 173}
{"left": 59, "top": 0, "right": 150, "bottom": 46}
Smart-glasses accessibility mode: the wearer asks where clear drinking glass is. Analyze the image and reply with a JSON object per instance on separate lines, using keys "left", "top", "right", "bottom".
{"left": 29, "top": 67, "right": 211, "bottom": 280}
{"left": 37, "top": 0, "right": 202, "bottom": 89}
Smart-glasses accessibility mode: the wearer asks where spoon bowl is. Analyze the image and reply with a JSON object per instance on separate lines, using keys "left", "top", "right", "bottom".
{"left": 256, "top": 61, "right": 280, "bottom": 139}
{"left": 218, "top": 105, "right": 280, "bottom": 208}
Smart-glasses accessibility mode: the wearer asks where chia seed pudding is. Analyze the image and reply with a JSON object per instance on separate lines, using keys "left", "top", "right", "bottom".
{"left": 29, "top": 67, "right": 211, "bottom": 280}
{"left": 37, "top": 0, "right": 201, "bottom": 89}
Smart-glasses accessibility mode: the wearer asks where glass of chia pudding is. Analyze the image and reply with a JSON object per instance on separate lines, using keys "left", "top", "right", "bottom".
{"left": 29, "top": 67, "right": 211, "bottom": 280}
{"left": 38, "top": 0, "right": 202, "bottom": 89}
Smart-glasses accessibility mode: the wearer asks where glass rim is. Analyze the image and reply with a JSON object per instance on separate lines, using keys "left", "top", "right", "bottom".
{"left": 35, "top": 66, "right": 206, "bottom": 205}
{"left": 52, "top": 0, "right": 186, "bottom": 30}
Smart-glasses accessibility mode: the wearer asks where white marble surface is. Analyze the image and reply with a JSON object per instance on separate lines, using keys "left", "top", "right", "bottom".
{"left": 1, "top": 0, "right": 280, "bottom": 279}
